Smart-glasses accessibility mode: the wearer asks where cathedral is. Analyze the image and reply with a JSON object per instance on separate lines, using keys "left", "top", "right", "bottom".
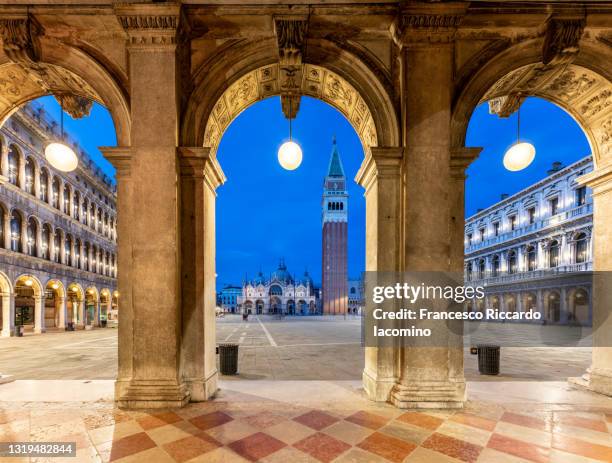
{"left": 322, "top": 138, "right": 349, "bottom": 314}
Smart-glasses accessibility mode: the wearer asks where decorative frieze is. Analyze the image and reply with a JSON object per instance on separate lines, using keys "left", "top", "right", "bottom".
{"left": 391, "top": 4, "right": 466, "bottom": 47}
{"left": 542, "top": 16, "right": 585, "bottom": 67}
{"left": 114, "top": 4, "right": 181, "bottom": 50}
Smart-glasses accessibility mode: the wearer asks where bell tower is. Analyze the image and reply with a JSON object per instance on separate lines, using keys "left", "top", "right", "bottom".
{"left": 322, "top": 137, "right": 348, "bottom": 315}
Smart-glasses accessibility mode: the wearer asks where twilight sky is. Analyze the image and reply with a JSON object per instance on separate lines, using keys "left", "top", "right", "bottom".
{"left": 34, "top": 95, "right": 590, "bottom": 287}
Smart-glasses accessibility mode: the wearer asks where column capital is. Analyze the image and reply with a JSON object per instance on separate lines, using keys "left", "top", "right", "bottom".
{"left": 355, "top": 147, "right": 403, "bottom": 192}
{"left": 576, "top": 164, "right": 612, "bottom": 196}
{"left": 114, "top": 3, "right": 182, "bottom": 51}
{"left": 450, "top": 147, "right": 482, "bottom": 179}
{"left": 178, "top": 147, "right": 226, "bottom": 192}
{"left": 391, "top": 3, "right": 466, "bottom": 48}
{"left": 99, "top": 147, "right": 132, "bottom": 179}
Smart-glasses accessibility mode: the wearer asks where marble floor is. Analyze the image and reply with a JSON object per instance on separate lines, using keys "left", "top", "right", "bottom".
{"left": 1, "top": 380, "right": 612, "bottom": 462}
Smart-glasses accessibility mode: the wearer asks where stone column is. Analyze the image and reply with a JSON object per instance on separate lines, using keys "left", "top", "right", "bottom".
{"left": 77, "top": 300, "right": 85, "bottom": 327}
{"left": 0, "top": 143, "right": 8, "bottom": 179}
{"left": 179, "top": 147, "right": 225, "bottom": 401}
{"left": 33, "top": 166, "right": 41, "bottom": 198}
{"left": 3, "top": 209, "right": 10, "bottom": 249}
{"left": 390, "top": 5, "right": 466, "bottom": 409}
{"left": 47, "top": 175, "right": 53, "bottom": 206}
{"left": 355, "top": 147, "right": 403, "bottom": 401}
{"left": 110, "top": 3, "right": 188, "bottom": 408}
{"left": 536, "top": 289, "right": 544, "bottom": 322}
{"left": 57, "top": 296, "right": 66, "bottom": 329}
{"left": 570, "top": 166, "right": 612, "bottom": 395}
{"left": 17, "top": 153, "right": 26, "bottom": 190}
{"left": 1, "top": 293, "right": 14, "bottom": 337}
{"left": 33, "top": 296, "right": 45, "bottom": 334}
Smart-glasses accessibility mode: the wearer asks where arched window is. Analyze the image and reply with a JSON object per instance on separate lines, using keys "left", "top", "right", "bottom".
{"left": 10, "top": 211, "right": 22, "bottom": 252}
{"left": 466, "top": 262, "right": 473, "bottom": 281}
{"left": 104, "top": 213, "right": 109, "bottom": 237}
{"left": 269, "top": 285, "right": 283, "bottom": 296}
{"left": 492, "top": 255, "right": 500, "bottom": 277}
{"left": 105, "top": 252, "right": 110, "bottom": 276}
{"left": 84, "top": 242, "right": 90, "bottom": 271}
{"left": 39, "top": 168, "right": 49, "bottom": 202}
{"left": 575, "top": 233, "right": 588, "bottom": 264}
{"left": 7, "top": 145, "right": 20, "bottom": 186}
{"left": 97, "top": 209, "right": 103, "bottom": 233}
{"left": 53, "top": 229, "right": 62, "bottom": 263}
{"left": 73, "top": 191, "right": 80, "bottom": 220}
{"left": 51, "top": 177, "right": 60, "bottom": 209}
{"left": 478, "top": 259, "right": 485, "bottom": 279}
{"left": 327, "top": 202, "right": 331, "bottom": 210}
{"left": 90, "top": 204, "right": 96, "bottom": 229}
{"left": 81, "top": 198, "right": 89, "bottom": 224}
{"left": 527, "top": 245, "right": 537, "bottom": 271}
{"left": 63, "top": 184, "right": 71, "bottom": 215}
{"left": 26, "top": 217, "right": 37, "bottom": 256}
{"left": 110, "top": 218, "right": 114, "bottom": 239}
{"left": 549, "top": 240, "right": 560, "bottom": 268}
{"left": 41, "top": 224, "right": 52, "bottom": 260}
{"left": 508, "top": 251, "right": 517, "bottom": 274}
{"left": 0, "top": 206, "right": 4, "bottom": 248}
{"left": 24, "top": 157, "right": 35, "bottom": 195}
{"left": 91, "top": 245, "right": 98, "bottom": 273}
{"left": 75, "top": 238, "right": 81, "bottom": 269}
{"left": 340, "top": 202, "right": 344, "bottom": 210}
{"left": 65, "top": 234, "right": 72, "bottom": 266}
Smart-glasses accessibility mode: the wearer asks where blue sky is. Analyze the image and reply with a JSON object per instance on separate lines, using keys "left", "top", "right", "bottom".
{"left": 34, "top": 95, "right": 590, "bottom": 286}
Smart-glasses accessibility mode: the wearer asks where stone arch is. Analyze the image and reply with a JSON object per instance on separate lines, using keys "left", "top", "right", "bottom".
{"left": 452, "top": 39, "right": 612, "bottom": 169}
{"left": 181, "top": 38, "right": 399, "bottom": 154}
{"left": 67, "top": 282, "right": 84, "bottom": 327}
{"left": 15, "top": 274, "right": 43, "bottom": 298}
{"left": 45, "top": 279, "right": 66, "bottom": 329}
{"left": 0, "top": 36, "right": 130, "bottom": 146}
{"left": 0, "top": 270, "right": 12, "bottom": 295}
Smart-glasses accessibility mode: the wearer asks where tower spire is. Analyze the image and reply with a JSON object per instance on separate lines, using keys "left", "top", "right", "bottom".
{"left": 326, "top": 136, "right": 345, "bottom": 178}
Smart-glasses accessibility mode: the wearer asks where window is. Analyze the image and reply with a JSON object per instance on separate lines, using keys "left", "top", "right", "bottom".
{"left": 24, "top": 158, "right": 35, "bottom": 195}
{"left": 63, "top": 185, "right": 71, "bottom": 214}
{"left": 10, "top": 211, "right": 21, "bottom": 252}
{"left": 7, "top": 145, "right": 19, "bottom": 186}
{"left": 549, "top": 240, "right": 560, "bottom": 268}
{"left": 575, "top": 187, "right": 587, "bottom": 206}
{"left": 52, "top": 178, "right": 60, "bottom": 209}
{"left": 40, "top": 169, "right": 49, "bottom": 202}
{"left": 75, "top": 239, "right": 81, "bottom": 269}
{"left": 65, "top": 235, "right": 72, "bottom": 266}
{"left": 41, "top": 225, "right": 51, "bottom": 260}
{"left": 466, "top": 262, "right": 473, "bottom": 281}
{"left": 84, "top": 243, "right": 90, "bottom": 271}
{"left": 509, "top": 215, "right": 517, "bottom": 231}
{"left": 479, "top": 227, "right": 485, "bottom": 241}
{"left": 0, "top": 207, "right": 4, "bottom": 248}
{"left": 53, "top": 229, "right": 62, "bottom": 263}
{"left": 26, "top": 218, "right": 37, "bottom": 256}
{"left": 527, "top": 246, "right": 537, "bottom": 271}
{"left": 549, "top": 197, "right": 559, "bottom": 216}
{"left": 527, "top": 207, "right": 536, "bottom": 225}
{"left": 575, "top": 233, "right": 588, "bottom": 264}
{"left": 82, "top": 199, "right": 88, "bottom": 224}
{"left": 493, "top": 222, "right": 500, "bottom": 237}
{"left": 508, "top": 251, "right": 517, "bottom": 274}
{"left": 492, "top": 255, "right": 500, "bottom": 277}
{"left": 466, "top": 233, "right": 472, "bottom": 245}
{"left": 73, "top": 191, "right": 80, "bottom": 220}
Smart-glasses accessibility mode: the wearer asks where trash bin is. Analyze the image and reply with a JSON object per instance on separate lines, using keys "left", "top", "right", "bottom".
{"left": 14, "top": 325, "right": 23, "bottom": 337}
{"left": 101, "top": 320, "right": 107, "bottom": 328}
{"left": 477, "top": 344, "right": 500, "bottom": 375}
{"left": 66, "top": 322, "right": 75, "bottom": 332}
{"left": 218, "top": 343, "right": 239, "bottom": 375}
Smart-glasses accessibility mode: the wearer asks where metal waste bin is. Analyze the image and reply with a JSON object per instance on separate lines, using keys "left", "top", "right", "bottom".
{"left": 14, "top": 325, "right": 24, "bottom": 337}
{"left": 66, "top": 322, "right": 75, "bottom": 331}
{"left": 218, "top": 343, "right": 239, "bottom": 375}
{"left": 476, "top": 344, "right": 500, "bottom": 375}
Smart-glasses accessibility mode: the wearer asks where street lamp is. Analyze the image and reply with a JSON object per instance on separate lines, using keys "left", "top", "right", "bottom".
{"left": 45, "top": 99, "right": 79, "bottom": 173}
{"left": 503, "top": 104, "right": 535, "bottom": 172}
{"left": 278, "top": 99, "right": 302, "bottom": 170}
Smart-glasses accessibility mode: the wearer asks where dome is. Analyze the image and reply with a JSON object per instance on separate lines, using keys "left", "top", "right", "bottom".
{"left": 271, "top": 259, "right": 293, "bottom": 284}
{"left": 302, "top": 270, "right": 313, "bottom": 288}
{"left": 253, "top": 271, "right": 266, "bottom": 285}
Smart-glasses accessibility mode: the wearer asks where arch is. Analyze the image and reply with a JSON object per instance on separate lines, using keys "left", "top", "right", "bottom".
{"left": 452, "top": 39, "right": 612, "bottom": 168}
{"left": 0, "top": 37, "right": 130, "bottom": 147}
{"left": 45, "top": 279, "right": 66, "bottom": 299}
{"left": 67, "top": 282, "right": 85, "bottom": 301}
{"left": 15, "top": 274, "right": 43, "bottom": 298}
{"left": 24, "top": 156, "right": 36, "bottom": 195}
{"left": 26, "top": 216, "right": 38, "bottom": 256}
{"left": 45, "top": 279, "right": 66, "bottom": 329}
{"left": 182, "top": 38, "right": 399, "bottom": 153}
{"left": 0, "top": 270, "right": 13, "bottom": 295}
{"left": 7, "top": 143, "right": 21, "bottom": 186}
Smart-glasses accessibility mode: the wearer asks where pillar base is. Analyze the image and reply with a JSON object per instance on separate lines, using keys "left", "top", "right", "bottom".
{"left": 185, "top": 370, "right": 218, "bottom": 402}
{"left": 390, "top": 380, "right": 466, "bottom": 409}
{"left": 1, "top": 329, "right": 13, "bottom": 337}
{"left": 115, "top": 380, "right": 190, "bottom": 409}
{"left": 569, "top": 367, "right": 612, "bottom": 397}
{"left": 362, "top": 369, "right": 395, "bottom": 402}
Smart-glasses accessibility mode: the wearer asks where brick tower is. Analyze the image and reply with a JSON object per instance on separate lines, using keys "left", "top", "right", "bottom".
{"left": 322, "top": 137, "right": 348, "bottom": 315}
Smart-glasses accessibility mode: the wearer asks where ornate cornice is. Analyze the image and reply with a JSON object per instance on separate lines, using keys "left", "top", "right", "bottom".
{"left": 99, "top": 147, "right": 132, "bottom": 180}
{"left": 391, "top": 4, "right": 467, "bottom": 47}
{"left": 114, "top": 4, "right": 181, "bottom": 50}
{"left": 0, "top": 15, "right": 42, "bottom": 68}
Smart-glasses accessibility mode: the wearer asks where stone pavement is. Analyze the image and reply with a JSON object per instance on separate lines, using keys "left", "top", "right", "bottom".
{"left": 1, "top": 380, "right": 612, "bottom": 462}
{"left": 0, "top": 316, "right": 592, "bottom": 382}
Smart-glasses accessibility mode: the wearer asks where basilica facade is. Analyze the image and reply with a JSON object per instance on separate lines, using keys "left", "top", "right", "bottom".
{"left": 237, "top": 260, "right": 317, "bottom": 315}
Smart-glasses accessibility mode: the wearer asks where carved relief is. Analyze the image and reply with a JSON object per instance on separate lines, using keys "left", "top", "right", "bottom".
{"left": 203, "top": 64, "right": 378, "bottom": 155}
{"left": 274, "top": 18, "right": 308, "bottom": 67}
{"left": 580, "top": 90, "right": 612, "bottom": 119}
{"left": 0, "top": 17, "right": 42, "bottom": 68}
{"left": 542, "top": 17, "right": 585, "bottom": 67}
{"left": 56, "top": 94, "right": 94, "bottom": 119}
{"left": 115, "top": 4, "right": 181, "bottom": 49}
{"left": 549, "top": 70, "right": 596, "bottom": 101}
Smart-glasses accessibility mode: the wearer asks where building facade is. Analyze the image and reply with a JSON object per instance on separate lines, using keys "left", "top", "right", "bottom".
{"left": 322, "top": 139, "right": 349, "bottom": 315}
{"left": 465, "top": 158, "right": 593, "bottom": 326}
{"left": 217, "top": 285, "right": 241, "bottom": 313}
{"left": 348, "top": 277, "right": 365, "bottom": 315}
{"left": 0, "top": 103, "right": 118, "bottom": 337}
{"left": 238, "top": 260, "right": 318, "bottom": 315}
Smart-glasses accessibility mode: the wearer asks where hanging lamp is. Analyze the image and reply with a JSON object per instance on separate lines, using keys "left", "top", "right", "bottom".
{"left": 503, "top": 103, "right": 536, "bottom": 171}
{"left": 277, "top": 99, "right": 303, "bottom": 170}
{"left": 45, "top": 98, "right": 79, "bottom": 172}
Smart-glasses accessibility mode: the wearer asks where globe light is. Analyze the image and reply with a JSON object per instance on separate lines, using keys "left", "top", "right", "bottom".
{"left": 503, "top": 142, "right": 536, "bottom": 171}
{"left": 24, "top": 278, "right": 33, "bottom": 287}
{"left": 45, "top": 142, "right": 79, "bottom": 172}
{"left": 278, "top": 140, "right": 303, "bottom": 170}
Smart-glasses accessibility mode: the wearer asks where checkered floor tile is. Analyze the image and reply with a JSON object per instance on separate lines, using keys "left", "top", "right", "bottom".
{"left": 1, "top": 388, "right": 612, "bottom": 462}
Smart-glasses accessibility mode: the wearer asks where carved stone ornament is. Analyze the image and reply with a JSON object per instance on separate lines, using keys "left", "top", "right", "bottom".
{"left": 0, "top": 16, "right": 42, "bottom": 68}
{"left": 56, "top": 93, "right": 94, "bottom": 119}
{"left": 114, "top": 4, "right": 181, "bottom": 48}
{"left": 542, "top": 17, "right": 585, "bottom": 67}
{"left": 274, "top": 17, "right": 308, "bottom": 120}
{"left": 391, "top": 4, "right": 465, "bottom": 47}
